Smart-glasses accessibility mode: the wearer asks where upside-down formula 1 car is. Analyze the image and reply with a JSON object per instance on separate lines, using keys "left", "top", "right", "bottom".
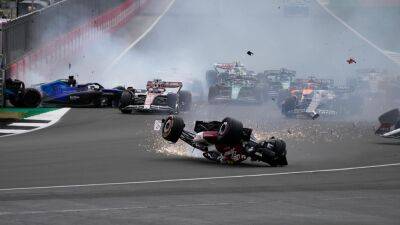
{"left": 157, "top": 115, "right": 288, "bottom": 166}
{"left": 5, "top": 78, "right": 42, "bottom": 107}
{"left": 375, "top": 108, "right": 400, "bottom": 139}
{"left": 119, "top": 79, "right": 192, "bottom": 114}
{"left": 206, "top": 62, "right": 263, "bottom": 104}
{"left": 33, "top": 76, "right": 124, "bottom": 107}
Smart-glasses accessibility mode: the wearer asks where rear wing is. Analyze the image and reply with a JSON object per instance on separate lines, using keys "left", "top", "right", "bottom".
{"left": 146, "top": 80, "right": 183, "bottom": 90}
{"left": 213, "top": 63, "right": 236, "bottom": 70}
{"left": 263, "top": 68, "right": 296, "bottom": 76}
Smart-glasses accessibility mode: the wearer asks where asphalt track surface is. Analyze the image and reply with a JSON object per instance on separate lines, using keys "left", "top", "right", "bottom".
{"left": 1, "top": 1, "right": 400, "bottom": 225}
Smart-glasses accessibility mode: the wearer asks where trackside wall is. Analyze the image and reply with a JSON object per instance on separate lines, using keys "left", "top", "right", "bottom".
{"left": 0, "top": 0, "right": 148, "bottom": 80}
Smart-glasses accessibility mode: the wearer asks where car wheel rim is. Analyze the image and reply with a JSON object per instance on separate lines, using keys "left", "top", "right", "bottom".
{"left": 164, "top": 119, "right": 173, "bottom": 135}
{"left": 219, "top": 122, "right": 227, "bottom": 135}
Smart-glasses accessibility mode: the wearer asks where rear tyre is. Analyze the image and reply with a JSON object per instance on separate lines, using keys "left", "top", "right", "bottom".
{"left": 206, "top": 70, "right": 218, "bottom": 87}
{"left": 162, "top": 115, "right": 185, "bottom": 143}
{"left": 208, "top": 86, "right": 218, "bottom": 103}
{"left": 254, "top": 88, "right": 264, "bottom": 104}
{"left": 281, "top": 96, "right": 296, "bottom": 116}
{"left": 119, "top": 90, "right": 134, "bottom": 114}
{"left": 22, "top": 88, "right": 41, "bottom": 108}
{"left": 167, "top": 93, "right": 179, "bottom": 114}
{"left": 179, "top": 90, "right": 192, "bottom": 111}
{"left": 218, "top": 117, "right": 243, "bottom": 144}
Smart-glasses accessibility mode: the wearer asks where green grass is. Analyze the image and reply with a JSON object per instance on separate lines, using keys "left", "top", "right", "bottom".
{"left": 0, "top": 107, "right": 58, "bottom": 119}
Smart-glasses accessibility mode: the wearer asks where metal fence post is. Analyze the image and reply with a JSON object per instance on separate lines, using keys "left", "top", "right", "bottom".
{"left": 0, "top": 69, "right": 4, "bottom": 107}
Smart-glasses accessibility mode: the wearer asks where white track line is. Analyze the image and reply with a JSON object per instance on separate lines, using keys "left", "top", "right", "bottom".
{"left": 0, "top": 129, "right": 29, "bottom": 134}
{"left": 0, "top": 202, "right": 257, "bottom": 216}
{"left": 9, "top": 123, "right": 49, "bottom": 127}
{"left": 0, "top": 162, "right": 399, "bottom": 192}
{"left": 315, "top": 0, "right": 400, "bottom": 66}
{"left": 0, "top": 108, "right": 70, "bottom": 138}
{"left": 103, "top": 0, "right": 176, "bottom": 73}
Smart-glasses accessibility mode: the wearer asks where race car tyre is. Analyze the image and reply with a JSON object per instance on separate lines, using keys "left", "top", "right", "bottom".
{"left": 206, "top": 70, "right": 218, "bottom": 87}
{"left": 162, "top": 115, "right": 185, "bottom": 143}
{"left": 119, "top": 90, "right": 134, "bottom": 114}
{"left": 167, "top": 93, "right": 179, "bottom": 114}
{"left": 255, "top": 88, "right": 264, "bottom": 103}
{"left": 22, "top": 88, "right": 41, "bottom": 108}
{"left": 208, "top": 86, "right": 218, "bottom": 102}
{"left": 9, "top": 94, "right": 24, "bottom": 107}
{"left": 218, "top": 117, "right": 243, "bottom": 144}
{"left": 395, "top": 120, "right": 400, "bottom": 130}
{"left": 281, "top": 96, "right": 296, "bottom": 116}
{"left": 179, "top": 90, "right": 192, "bottom": 111}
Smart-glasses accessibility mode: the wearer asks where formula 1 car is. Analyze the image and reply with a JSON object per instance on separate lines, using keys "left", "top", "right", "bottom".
{"left": 256, "top": 68, "right": 296, "bottom": 103}
{"left": 5, "top": 78, "right": 42, "bottom": 107}
{"left": 33, "top": 76, "right": 124, "bottom": 107}
{"left": 375, "top": 108, "right": 400, "bottom": 139}
{"left": 119, "top": 79, "right": 192, "bottom": 114}
{"left": 206, "top": 62, "right": 263, "bottom": 104}
{"left": 281, "top": 77, "right": 337, "bottom": 119}
{"left": 158, "top": 115, "right": 288, "bottom": 166}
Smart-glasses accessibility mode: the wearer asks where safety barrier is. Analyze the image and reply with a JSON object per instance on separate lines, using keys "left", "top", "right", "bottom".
{"left": 0, "top": 70, "right": 4, "bottom": 107}
{"left": 1, "top": 0, "right": 148, "bottom": 80}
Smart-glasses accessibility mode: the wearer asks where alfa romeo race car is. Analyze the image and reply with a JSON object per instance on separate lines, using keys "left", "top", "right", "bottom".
{"left": 157, "top": 115, "right": 288, "bottom": 166}
{"left": 5, "top": 78, "right": 42, "bottom": 107}
{"left": 206, "top": 62, "right": 263, "bottom": 104}
{"left": 33, "top": 76, "right": 124, "bottom": 107}
{"left": 281, "top": 77, "right": 337, "bottom": 119}
{"left": 119, "top": 79, "right": 192, "bottom": 114}
{"left": 375, "top": 108, "right": 400, "bottom": 139}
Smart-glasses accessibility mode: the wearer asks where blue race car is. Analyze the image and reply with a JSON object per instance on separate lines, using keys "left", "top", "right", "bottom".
{"left": 34, "top": 76, "right": 124, "bottom": 107}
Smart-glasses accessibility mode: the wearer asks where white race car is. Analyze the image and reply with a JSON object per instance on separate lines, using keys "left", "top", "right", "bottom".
{"left": 119, "top": 79, "right": 192, "bottom": 114}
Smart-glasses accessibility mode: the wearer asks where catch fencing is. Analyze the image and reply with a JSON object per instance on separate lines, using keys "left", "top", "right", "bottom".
{"left": 0, "top": 0, "right": 148, "bottom": 81}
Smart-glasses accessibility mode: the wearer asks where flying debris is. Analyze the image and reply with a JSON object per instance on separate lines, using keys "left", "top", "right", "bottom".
{"left": 246, "top": 50, "right": 254, "bottom": 56}
{"left": 346, "top": 57, "right": 356, "bottom": 64}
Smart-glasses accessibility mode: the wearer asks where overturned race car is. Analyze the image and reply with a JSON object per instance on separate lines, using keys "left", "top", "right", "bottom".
{"left": 119, "top": 79, "right": 192, "bottom": 114}
{"left": 158, "top": 115, "right": 288, "bottom": 166}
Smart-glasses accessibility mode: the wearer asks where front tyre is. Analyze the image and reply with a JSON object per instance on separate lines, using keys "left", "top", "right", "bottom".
{"left": 119, "top": 90, "right": 134, "bottom": 114}
{"left": 162, "top": 115, "right": 185, "bottom": 143}
{"left": 22, "top": 88, "right": 41, "bottom": 108}
{"left": 179, "top": 90, "right": 192, "bottom": 111}
{"left": 167, "top": 93, "right": 179, "bottom": 114}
